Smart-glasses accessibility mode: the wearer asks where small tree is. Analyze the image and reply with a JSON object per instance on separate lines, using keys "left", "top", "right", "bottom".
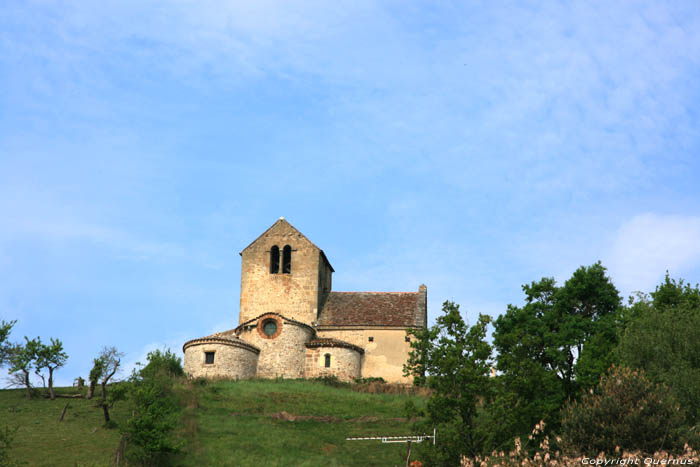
{"left": 86, "top": 357, "right": 105, "bottom": 399}
{"left": 99, "top": 347, "right": 123, "bottom": 397}
{"left": 35, "top": 338, "right": 68, "bottom": 400}
{"left": 404, "top": 301, "right": 492, "bottom": 465}
{"left": 96, "top": 346, "right": 124, "bottom": 422}
{"left": 8, "top": 337, "right": 41, "bottom": 399}
{"left": 0, "top": 320, "right": 16, "bottom": 366}
{"left": 561, "top": 365, "right": 686, "bottom": 455}
{"left": 123, "top": 349, "right": 183, "bottom": 464}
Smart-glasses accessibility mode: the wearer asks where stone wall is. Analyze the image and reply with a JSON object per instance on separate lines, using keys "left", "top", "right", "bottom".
{"left": 238, "top": 314, "right": 314, "bottom": 378}
{"left": 183, "top": 339, "right": 259, "bottom": 379}
{"left": 316, "top": 328, "right": 413, "bottom": 383}
{"left": 304, "top": 346, "right": 361, "bottom": 382}
{"left": 239, "top": 220, "right": 326, "bottom": 326}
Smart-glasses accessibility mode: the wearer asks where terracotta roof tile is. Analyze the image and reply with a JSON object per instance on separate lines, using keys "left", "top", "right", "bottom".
{"left": 318, "top": 292, "right": 424, "bottom": 327}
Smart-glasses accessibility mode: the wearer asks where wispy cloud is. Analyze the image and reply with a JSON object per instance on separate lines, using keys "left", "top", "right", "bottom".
{"left": 607, "top": 213, "right": 700, "bottom": 295}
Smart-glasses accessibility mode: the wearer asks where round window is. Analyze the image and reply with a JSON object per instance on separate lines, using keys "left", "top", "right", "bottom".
{"left": 262, "top": 319, "right": 278, "bottom": 337}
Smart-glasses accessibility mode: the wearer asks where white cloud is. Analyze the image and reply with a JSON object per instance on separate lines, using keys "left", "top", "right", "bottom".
{"left": 607, "top": 213, "right": 700, "bottom": 295}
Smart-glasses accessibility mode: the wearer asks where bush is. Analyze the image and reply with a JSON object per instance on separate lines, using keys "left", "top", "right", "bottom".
{"left": 561, "top": 365, "right": 686, "bottom": 455}
{"left": 122, "top": 349, "right": 183, "bottom": 465}
{"left": 138, "top": 349, "right": 184, "bottom": 379}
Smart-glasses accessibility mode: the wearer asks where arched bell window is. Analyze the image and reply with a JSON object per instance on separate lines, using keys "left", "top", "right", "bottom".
{"left": 282, "top": 245, "right": 292, "bottom": 274}
{"left": 270, "top": 246, "right": 280, "bottom": 274}
{"left": 324, "top": 353, "right": 331, "bottom": 368}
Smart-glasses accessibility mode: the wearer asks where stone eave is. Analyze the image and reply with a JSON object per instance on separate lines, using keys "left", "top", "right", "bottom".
{"left": 305, "top": 338, "right": 365, "bottom": 354}
{"left": 182, "top": 336, "right": 260, "bottom": 354}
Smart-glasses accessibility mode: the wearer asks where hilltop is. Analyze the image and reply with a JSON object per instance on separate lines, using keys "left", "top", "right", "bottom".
{"left": 1, "top": 379, "right": 428, "bottom": 466}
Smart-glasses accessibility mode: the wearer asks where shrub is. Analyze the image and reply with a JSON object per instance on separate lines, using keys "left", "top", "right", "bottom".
{"left": 561, "top": 365, "right": 686, "bottom": 455}
{"left": 122, "top": 349, "right": 183, "bottom": 465}
{"left": 138, "top": 349, "right": 184, "bottom": 379}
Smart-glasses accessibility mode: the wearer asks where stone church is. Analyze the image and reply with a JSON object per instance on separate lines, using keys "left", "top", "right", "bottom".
{"left": 183, "top": 218, "right": 427, "bottom": 383}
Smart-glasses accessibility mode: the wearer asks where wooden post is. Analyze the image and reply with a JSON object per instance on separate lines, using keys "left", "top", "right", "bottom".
{"left": 59, "top": 402, "right": 70, "bottom": 421}
{"left": 405, "top": 440, "right": 412, "bottom": 466}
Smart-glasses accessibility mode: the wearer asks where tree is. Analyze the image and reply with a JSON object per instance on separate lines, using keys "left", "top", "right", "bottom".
{"left": 137, "top": 349, "right": 184, "bottom": 380}
{"left": 98, "top": 346, "right": 124, "bottom": 401}
{"left": 561, "top": 365, "right": 685, "bottom": 455}
{"left": 491, "top": 262, "right": 622, "bottom": 441}
{"left": 92, "top": 346, "right": 124, "bottom": 422}
{"left": 123, "top": 349, "right": 183, "bottom": 464}
{"left": 7, "top": 337, "right": 41, "bottom": 399}
{"left": 0, "top": 320, "right": 16, "bottom": 366}
{"left": 86, "top": 357, "right": 105, "bottom": 400}
{"left": 617, "top": 274, "right": 700, "bottom": 426}
{"left": 404, "top": 301, "right": 492, "bottom": 465}
{"left": 35, "top": 338, "right": 68, "bottom": 400}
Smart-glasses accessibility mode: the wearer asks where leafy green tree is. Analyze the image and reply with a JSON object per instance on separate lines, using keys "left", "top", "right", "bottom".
{"left": 97, "top": 346, "right": 123, "bottom": 401}
{"left": 86, "top": 356, "right": 105, "bottom": 399}
{"left": 8, "top": 337, "right": 41, "bottom": 399}
{"left": 123, "top": 349, "right": 183, "bottom": 464}
{"left": 562, "top": 365, "right": 686, "bottom": 455}
{"left": 617, "top": 275, "right": 700, "bottom": 426}
{"left": 491, "top": 262, "right": 622, "bottom": 441}
{"left": 137, "top": 349, "right": 184, "bottom": 380}
{"left": 35, "top": 338, "right": 68, "bottom": 400}
{"left": 651, "top": 273, "right": 700, "bottom": 310}
{"left": 0, "top": 320, "right": 16, "bottom": 366}
{"left": 404, "top": 301, "right": 492, "bottom": 464}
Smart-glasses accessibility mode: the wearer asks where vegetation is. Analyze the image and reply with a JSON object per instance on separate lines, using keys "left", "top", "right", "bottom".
{"left": 404, "top": 301, "right": 492, "bottom": 464}
{"left": 3, "top": 265, "right": 700, "bottom": 465}
{"left": 34, "top": 338, "right": 68, "bottom": 400}
{"left": 8, "top": 337, "right": 42, "bottom": 399}
{"left": 121, "top": 349, "right": 184, "bottom": 465}
{"left": 0, "top": 320, "right": 16, "bottom": 366}
{"left": 409, "top": 264, "right": 700, "bottom": 465}
{"left": 1, "top": 378, "right": 428, "bottom": 466}
{"left": 561, "top": 365, "right": 686, "bottom": 455}
{"left": 490, "top": 262, "right": 622, "bottom": 447}
{"left": 617, "top": 275, "right": 700, "bottom": 427}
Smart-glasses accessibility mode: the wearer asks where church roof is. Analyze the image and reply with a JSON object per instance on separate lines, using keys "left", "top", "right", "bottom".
{"left": 305, "top": 337, "right": 364, "bottom": 354}
{"left": 182, "top": 330, "right": 260, "bottom": 353}
{"left": 317, "top": 291, "right": 425, "bottom": 327}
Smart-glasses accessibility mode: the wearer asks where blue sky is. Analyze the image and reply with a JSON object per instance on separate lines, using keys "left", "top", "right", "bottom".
{"left": 1, "top": 1, "right": 699, "bottom": 386}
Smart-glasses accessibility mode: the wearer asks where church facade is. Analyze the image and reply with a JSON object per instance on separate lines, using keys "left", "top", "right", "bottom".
{"left": 182, "top": 218, "right": 427, "bottom": 383}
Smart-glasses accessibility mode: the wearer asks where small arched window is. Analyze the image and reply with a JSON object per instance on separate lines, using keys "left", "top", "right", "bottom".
{"left": 270, "top": 246, "right": 280, "bottom": 274}
{"left": 324, "top": 353, "right": 331, "bottom": 368}
{"left": 282, "top": 245, "right": 292, "bottom": 274}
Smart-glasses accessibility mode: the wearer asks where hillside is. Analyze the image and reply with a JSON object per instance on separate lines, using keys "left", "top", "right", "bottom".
{"left": 1, "top": 379, "right": 428, "bottom": 466}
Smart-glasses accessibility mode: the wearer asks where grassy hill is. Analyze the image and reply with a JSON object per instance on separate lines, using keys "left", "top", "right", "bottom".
{"left": 1, "top": 379, "right": 429, "bottom": 466}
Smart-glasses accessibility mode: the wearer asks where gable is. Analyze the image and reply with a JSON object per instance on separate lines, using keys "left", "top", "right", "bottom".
{"left": 317, "top": 292, "right": 425, "bottom": 327}
{"left": 239, "top": 218, "right": 334, "bottom": 271}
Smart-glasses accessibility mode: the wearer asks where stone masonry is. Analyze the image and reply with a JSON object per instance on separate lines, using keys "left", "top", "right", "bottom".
{"left": 182, "top": 218, "right": 427, "bottom": 383}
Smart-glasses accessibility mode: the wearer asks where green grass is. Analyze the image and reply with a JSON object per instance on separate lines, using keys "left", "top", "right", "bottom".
{"left": 0, "top": 387, "right": 131, "bottom": 466}
{"left": 2, "top": 379, "right": 428, "bottom": 466}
